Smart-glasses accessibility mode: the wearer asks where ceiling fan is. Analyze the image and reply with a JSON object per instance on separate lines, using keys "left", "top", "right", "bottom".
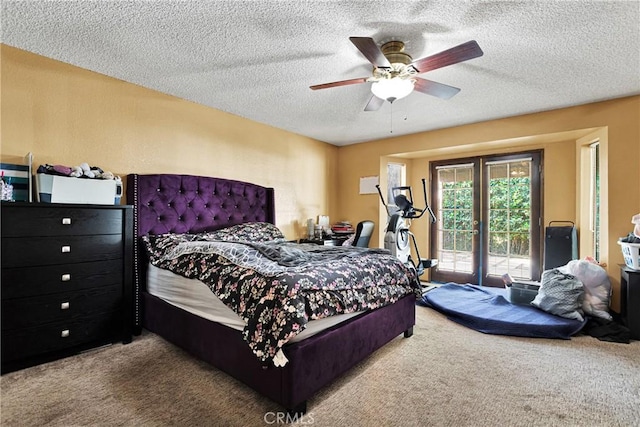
{"left": 310, "top": 37, "right": 484, "bottom": 111}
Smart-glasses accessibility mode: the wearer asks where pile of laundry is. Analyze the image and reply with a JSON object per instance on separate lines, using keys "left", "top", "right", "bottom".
{"left": 619, "top": 213, "right": 640, "bottom": 244}
{"left": 37, "top": 162, "right": 118, "bottom": 180}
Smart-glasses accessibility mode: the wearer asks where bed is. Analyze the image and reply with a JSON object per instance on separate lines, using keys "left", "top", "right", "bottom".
{"left": 126, "top": 173, "right": 418, "bottom": 414}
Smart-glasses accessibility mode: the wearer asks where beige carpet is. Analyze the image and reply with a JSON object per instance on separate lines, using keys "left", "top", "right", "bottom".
{"left": 2, "top": 307, "right": 639, "bottom": 427}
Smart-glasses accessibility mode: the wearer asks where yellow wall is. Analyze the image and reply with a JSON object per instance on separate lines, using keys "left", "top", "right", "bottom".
{"left": 0, "top": 45, "right": 338, "bottom": 239}
{"left": 338, "top": 96, "right": 640, "bottom": 310}
{"left": 2, "top": 45, "right": 639, "bottom": 310}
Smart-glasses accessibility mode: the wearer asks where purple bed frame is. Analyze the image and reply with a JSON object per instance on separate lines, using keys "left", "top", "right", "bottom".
{"left": 126, "top": 173, "right": 415, "bottom": 413}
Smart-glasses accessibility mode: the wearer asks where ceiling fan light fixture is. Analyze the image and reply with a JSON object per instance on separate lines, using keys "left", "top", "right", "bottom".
{"left": 371, "top": 78, "right": 415, "bottom": 103}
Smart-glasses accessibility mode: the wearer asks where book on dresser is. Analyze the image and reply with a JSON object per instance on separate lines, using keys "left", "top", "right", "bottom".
{"left": 0, "top": 202, "right": 133, "bottom": 373}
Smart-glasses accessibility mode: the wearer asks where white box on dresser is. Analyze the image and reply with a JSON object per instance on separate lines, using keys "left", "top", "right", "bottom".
{"left": 35, "top": 173, "right": 122, "bottom": 205}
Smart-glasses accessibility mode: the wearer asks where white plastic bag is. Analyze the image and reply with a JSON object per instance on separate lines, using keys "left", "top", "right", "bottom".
{"left": 632, "top": 213, "right": 640, "bottom": 239}
{"left": 559, "top": 259, "right": 611, "bottom": 320}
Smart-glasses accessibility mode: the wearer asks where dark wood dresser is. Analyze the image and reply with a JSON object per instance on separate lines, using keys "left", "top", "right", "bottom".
{"left": 1, "top": 202, "right": 133, "bottom": 373}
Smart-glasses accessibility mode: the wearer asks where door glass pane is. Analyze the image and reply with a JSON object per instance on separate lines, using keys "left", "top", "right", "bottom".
{"left": 487, "top": 160, "right": 533, "bottom": 279}
{"left": 436, "top": 165, "right": 474, "bottom": 273}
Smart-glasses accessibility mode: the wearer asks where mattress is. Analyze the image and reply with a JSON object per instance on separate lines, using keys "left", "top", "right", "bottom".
{"left": 147, "top": 264, "right": 361, "bottom": 343}
{"left": 421, "top": 283, "right": 586, "bottom": 339}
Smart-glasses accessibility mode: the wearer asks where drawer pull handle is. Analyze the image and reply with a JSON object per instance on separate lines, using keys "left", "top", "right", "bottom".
{"left": 61, "top": 273, "right": 71, "bottom": 281}
{"left": 60, "top": 302, "right": 70, "bottom": 310}
{"left": 61, "top": 330, "right": 70, "bottom": 338}
{"left": 61, "top": 245, "right": 71, "bottom": 253}
{"left": 62, "top": 218, "right": 72, "bottom": 225}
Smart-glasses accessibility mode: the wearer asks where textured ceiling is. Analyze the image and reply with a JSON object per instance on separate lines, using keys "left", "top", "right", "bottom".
{"left": 2, "top": 1, "right": 639, "bottom": 146}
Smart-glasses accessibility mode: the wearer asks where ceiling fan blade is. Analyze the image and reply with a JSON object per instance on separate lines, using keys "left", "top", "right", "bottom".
{"left": 349, "top": 37, "right": 391, "bottom": 68}
{"left": 413, "top": 77, "right": 461, "bottom": 99}
{"left": 364, "top": 95, "right": 385, "bottom": 111}
{"left": 310, "top": 77, "right": 369, "bottom": 90}
{"left": 410, "top": 40, "right": 483, "bottom": 74}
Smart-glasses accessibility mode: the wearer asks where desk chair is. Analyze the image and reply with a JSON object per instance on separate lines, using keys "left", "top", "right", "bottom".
{"left": 352, "top": 220, "right": 375, "bottom": 248}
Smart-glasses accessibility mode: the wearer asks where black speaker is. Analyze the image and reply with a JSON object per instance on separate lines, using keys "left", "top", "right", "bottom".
{"left": 544, "top": 221, "right": 578, "bottom": 270}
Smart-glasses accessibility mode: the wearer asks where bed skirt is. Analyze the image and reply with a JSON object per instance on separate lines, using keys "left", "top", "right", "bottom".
{"left": 142, "top": 291, "right": 415, "bottom": 413}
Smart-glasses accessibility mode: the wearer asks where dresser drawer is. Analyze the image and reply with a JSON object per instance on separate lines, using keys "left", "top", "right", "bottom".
{"left": 1, "top": 312, "right": 123, "bottom": 363}
{"left": 2, "top": 284, "right": 123, "bottom": 330}
{"left": 1, "top": 206, "right": 123, "bottom": 237}
{"left": 2, "top": 259, "right": 122, "bottom": 299}
{"left": 2, "top": 234, "right": 123, "bottom": 267}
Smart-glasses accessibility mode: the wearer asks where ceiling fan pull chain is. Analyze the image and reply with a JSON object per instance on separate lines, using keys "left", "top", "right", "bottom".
{"left": 390, "top": 102, "right": 393, "bottom": 134}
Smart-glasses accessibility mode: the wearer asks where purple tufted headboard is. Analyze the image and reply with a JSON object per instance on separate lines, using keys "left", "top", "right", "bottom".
{"left": 126, "top": 173, "right": 275, "bottom": 332}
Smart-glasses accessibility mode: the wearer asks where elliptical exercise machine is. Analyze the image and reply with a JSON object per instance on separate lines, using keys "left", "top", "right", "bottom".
{"left": 376, "top": 178, "right": 438, "bottom": 279}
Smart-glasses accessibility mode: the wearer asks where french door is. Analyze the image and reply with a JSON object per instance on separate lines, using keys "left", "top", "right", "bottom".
{"left": 429, "top": 152, "right": 542, "bottom": 287}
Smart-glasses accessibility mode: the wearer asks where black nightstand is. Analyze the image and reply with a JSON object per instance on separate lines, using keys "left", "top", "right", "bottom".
{"left": 620, "top": 266, "right": 640, "bottom": 340}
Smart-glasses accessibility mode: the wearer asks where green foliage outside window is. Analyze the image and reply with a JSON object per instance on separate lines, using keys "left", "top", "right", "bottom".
{"left": 440, "top": 174, "right": 474, "bottom": 252}
{"left": 488, "top": 175, "right": 531, "bottom": 256}
{"left": 440, "top": 171, "right": 531, "bottom": 256}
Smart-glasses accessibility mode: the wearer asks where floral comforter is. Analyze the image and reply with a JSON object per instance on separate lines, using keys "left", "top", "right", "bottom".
{"left": 143, "top": 222, "right": 420, "bottom": 366}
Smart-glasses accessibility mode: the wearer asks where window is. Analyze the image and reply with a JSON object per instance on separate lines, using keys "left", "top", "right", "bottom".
{"left": 387, "top": 162, "right": 406, "bottom": 205}
{"left": 578, "top": 130, "right": 606, "bottom": 263}
{"left": 590, "top": 142, "right": 600, "bottom": 260}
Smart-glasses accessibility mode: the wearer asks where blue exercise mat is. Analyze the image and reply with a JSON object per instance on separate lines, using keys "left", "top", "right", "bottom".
{"left": 420, "top": 283, "right": 586, "bottom": 339}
